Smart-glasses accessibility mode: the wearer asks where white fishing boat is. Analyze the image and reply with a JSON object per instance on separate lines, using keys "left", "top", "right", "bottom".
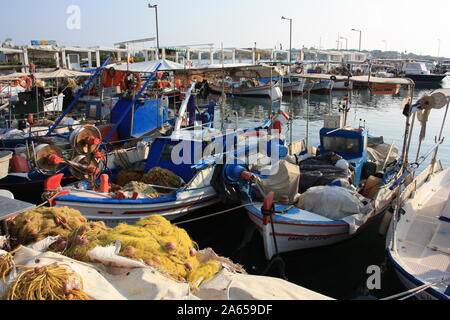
{"left": 217, "top": 78, "right": 413, "bottom": 259}
{"left": 304, "top": 78, "right": 334, "bottom": 93}
{"left": 209, "top": 80, "right": 283, "bottom": 100}
{"left": 282, "top": 76, "right": 306, "bottom": 94}
{"left": 386, "top": 89, "right": 450, "bottom": 300}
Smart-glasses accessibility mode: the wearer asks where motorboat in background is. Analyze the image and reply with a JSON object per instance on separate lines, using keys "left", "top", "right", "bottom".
{"left": 401, "top": 62, "right": 447, "bottom": 86}
{"left": 386, "top": 89, "right": 450, "bottom": 300}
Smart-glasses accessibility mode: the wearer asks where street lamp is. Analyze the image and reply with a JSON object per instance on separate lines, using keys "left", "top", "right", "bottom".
{"left": 351, "top": 29, "right": 362, "bottom": 52}
{"left": 340, "top": 37, "right": 348, "bottom": 50}
{"left": 148, "top": 3, "right": 160, "bottom": 59}
{"left": 281, "top": 16, "right": 292, "bottom": 63}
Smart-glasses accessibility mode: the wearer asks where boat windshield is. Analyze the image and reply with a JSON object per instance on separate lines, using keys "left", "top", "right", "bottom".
{"left": 322, "top": 136, "right": 360, "bottom": 155}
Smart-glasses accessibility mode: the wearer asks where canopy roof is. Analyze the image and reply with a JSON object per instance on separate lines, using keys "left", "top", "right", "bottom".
{"left": 0, "top": 72, "right": 28, "bottom": 81}
{"left": 0, "top": 69, "right": 90, "bottom": 81}
{"left": 175, "top": 64, "right": 286, "bottom": 80}
{"left": 298, "top": 73, "right": 413, "bottom": 85}
{"left": 110, "top": 60, "right": 286, "bottom": 79}
{"left": 34, "top": 68, "right": 91, "bottom": 79}
{"left": 111, "top": 59, "right": 186, "bottom": 73}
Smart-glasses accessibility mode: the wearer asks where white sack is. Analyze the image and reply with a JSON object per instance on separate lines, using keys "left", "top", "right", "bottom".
{"left": 303, "top": 186, "right": 368, "bottom": 220}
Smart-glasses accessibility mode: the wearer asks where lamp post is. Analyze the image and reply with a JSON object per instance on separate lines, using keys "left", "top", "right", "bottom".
{"left": 340, "top": 37, "right": 348, "bottom": 50}
{"left": 351, "top": 29, "right": 362, "bottom": 52}
{"left": 282, "top": 16, "right": 292, "bottom": 63}
{"left": 148, "top": 3, "right": 160, "bottom": 59}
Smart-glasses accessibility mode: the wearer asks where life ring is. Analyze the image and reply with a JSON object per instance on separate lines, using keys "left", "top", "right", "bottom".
{"left": 19, "top": 76, "right": 32, "bottom": 89}
{"left": 295, "top": 67, "right": 303, "bottom": 74}
{"left": 330, "top": 76, "right": 337, "bottom": 81}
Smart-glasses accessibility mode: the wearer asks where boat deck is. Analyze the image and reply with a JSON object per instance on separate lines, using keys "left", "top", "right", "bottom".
{"left": 395, "top": 168, "right": 450, "bottom": 294}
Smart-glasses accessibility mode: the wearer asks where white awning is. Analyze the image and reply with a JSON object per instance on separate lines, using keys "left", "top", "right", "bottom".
{"left": 111, "top": 59, "right": 186, "bottom": 73}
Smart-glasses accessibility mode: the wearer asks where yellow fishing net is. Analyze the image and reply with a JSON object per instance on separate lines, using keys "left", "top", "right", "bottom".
{"left": 5, "top": 264, "right": 91, "bottom": 300}
{"left": 57, "top": 215, "right": 220, "bottom": 286}
{"left": 8, "top": 207, "right": 88, "bottom": 248}
{"left": 8, "top": 207, "right": 221, "bottom": 288}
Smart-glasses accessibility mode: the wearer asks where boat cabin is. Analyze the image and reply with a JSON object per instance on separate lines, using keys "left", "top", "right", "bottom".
{"left": 319, "top": 127, "right": 368, "bottom": 186}
{"left": 402, "top": 62, "right": 431, "bottom": 75}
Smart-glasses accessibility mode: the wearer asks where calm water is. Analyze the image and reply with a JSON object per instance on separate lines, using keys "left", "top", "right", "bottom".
{"left": 182, "top": 78, "right": 450, "bottom": 300}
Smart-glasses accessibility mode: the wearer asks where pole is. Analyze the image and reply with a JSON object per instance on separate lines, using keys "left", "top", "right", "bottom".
{"left": 155, "top": 5, "right": 160, "bottom": 59}
{"left": 149, "top": 4, "right": 160, "bottom": 59}
{"left": 289, "top": 19, "right": 292, "bottom": 63}
{"left": 359, "top": 31, "right": 361, "bottom": 52}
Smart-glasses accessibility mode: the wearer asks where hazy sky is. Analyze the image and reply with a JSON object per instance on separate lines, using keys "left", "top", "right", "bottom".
{"left": 1, "top": 0, "right": 449, "bottom": 57}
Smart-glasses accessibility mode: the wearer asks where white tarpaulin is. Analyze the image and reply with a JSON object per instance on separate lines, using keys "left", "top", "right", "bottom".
{"left": 0, "top": 240, "right": 333, "bottom": 300}
{"left": 302, "top": 186, "right": 371, "bottom": 221}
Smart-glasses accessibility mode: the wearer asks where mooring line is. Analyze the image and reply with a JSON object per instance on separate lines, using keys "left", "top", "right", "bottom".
{"left": 173, "top": 203, "right": 254, "bottom": 226}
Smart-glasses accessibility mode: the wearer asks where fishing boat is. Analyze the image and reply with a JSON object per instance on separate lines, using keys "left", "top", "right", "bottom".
{"left": 282, "top": 76, "right": 306, "bottom": 94}
{"left": 0, "top": 59, "right": 190, "bottom": 202}
{"left": 0, "top": 150, "right": 35, "bottom": 246}
{"left": 386, "top": 89, "right": 450, "bottom": 300}
{"left": 46, "top": 114, "right": 276, "bottom": 226}
{"left": 401, "top": 62, "right": 447, "bottom": 86}
{"left": 216, "top": 78, "right": 414, "bottom": 259}
{"left": 209, "top": 79, "right": 283, "bottom": 100}
{"left": 45, "top": 64, "right": 284, "bottom": 226}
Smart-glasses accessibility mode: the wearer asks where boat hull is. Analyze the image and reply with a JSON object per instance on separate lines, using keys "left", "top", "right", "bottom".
{"left": 387, "top": 249, "right": 448, "bottom": 300}
{"left": 209, "top": 83, "right": 281, "bottom": 98}
{"left": 54, "top": 187, "right": 220, "bottom": 227}
{"left": 405, "top": 74, "right": 447, "bottom": 85}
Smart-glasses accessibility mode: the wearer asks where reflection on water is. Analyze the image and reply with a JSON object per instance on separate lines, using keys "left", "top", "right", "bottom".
{"left": 205, "top": 77, "right": 450, "bottom": 169}
{"left": 192, "top": 78, "right": 450, "bottom": 300}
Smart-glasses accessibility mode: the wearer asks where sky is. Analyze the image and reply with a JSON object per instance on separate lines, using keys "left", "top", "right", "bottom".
{"left": 1, "top": 0, "right": 449, "bottom": 57}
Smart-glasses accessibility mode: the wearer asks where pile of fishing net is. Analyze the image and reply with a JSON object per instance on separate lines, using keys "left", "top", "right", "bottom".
{"left": 1, "top": 262, "right": 91, "bottom": 300}
{"left": 0, "top": 209, "right": 332, "bottom": 300}
{"left": 141, "top": 167, "right": 184, "bottom": 190}
{"left": 116, "top": 170, "right": 144, "bottom": 187}
{"left": 8, "top": 207, "right": 88, "bottom": 248}
{"left": 122, "top": 182, "right": 159, "bottom": 198}
{"left": 115, "top": 167, "right": 183, "bottom": 192}
{"left": 55, "top": 215, "right": 220, "bottom": 286}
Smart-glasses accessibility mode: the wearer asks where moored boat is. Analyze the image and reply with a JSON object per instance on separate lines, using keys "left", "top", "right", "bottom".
{"left": 386, "top": 89, "right": 450, "bottom": 300}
